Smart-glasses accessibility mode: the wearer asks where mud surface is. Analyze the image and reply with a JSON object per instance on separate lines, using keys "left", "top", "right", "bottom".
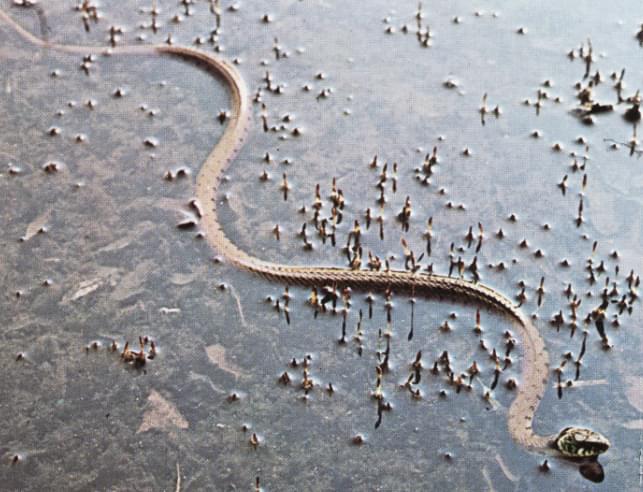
{"left": 1, "top": 1, "right": 642, "bottom": 490}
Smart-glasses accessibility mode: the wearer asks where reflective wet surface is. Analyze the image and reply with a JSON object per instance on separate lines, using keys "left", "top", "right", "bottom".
{"left": 1, "top": 1, "right": 642, "bottom": 490}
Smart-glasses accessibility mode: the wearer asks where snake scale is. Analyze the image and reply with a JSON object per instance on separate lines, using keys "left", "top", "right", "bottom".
{"left": 0, "top": 6, "right": 609, "bottom": 462}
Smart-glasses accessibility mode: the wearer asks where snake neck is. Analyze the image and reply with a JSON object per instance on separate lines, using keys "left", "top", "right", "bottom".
{"left": 507, "top": 314, "right": 554, "bottom": 452}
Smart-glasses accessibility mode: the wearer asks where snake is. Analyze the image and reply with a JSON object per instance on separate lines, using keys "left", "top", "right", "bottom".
{"left": 0, "top": 6, "right": 610, "bottom": 462}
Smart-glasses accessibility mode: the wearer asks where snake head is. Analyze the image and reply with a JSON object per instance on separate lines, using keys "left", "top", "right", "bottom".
{"left": 555, "top": 427, "right": 610, "bottom": 458}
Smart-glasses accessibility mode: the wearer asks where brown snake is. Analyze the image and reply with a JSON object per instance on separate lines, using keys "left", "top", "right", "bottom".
{"left": 0, "top": 6, "right": 609, "bottom": 460}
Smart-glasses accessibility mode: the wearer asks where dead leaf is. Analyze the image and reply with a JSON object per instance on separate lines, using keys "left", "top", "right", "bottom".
{"left": 63, "top": 277, "right": 103, "bottom": 303}
{"left": 206, "top": 344, "right": 242, "bottom": 378}
{"left": 22, "top": 209, "right": 51, "bottom": 242}
{"left": 137, "top": 390, "right": 188, "bottom": 437}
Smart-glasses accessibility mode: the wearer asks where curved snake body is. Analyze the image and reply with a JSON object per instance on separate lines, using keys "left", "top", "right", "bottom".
{"left": 0, "top": 8, "right": 608, "bottom": 458}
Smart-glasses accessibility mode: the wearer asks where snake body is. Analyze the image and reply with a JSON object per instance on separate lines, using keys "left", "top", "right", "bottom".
{"left": 1, "top": 8, "right": 608, "bottom": 459}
